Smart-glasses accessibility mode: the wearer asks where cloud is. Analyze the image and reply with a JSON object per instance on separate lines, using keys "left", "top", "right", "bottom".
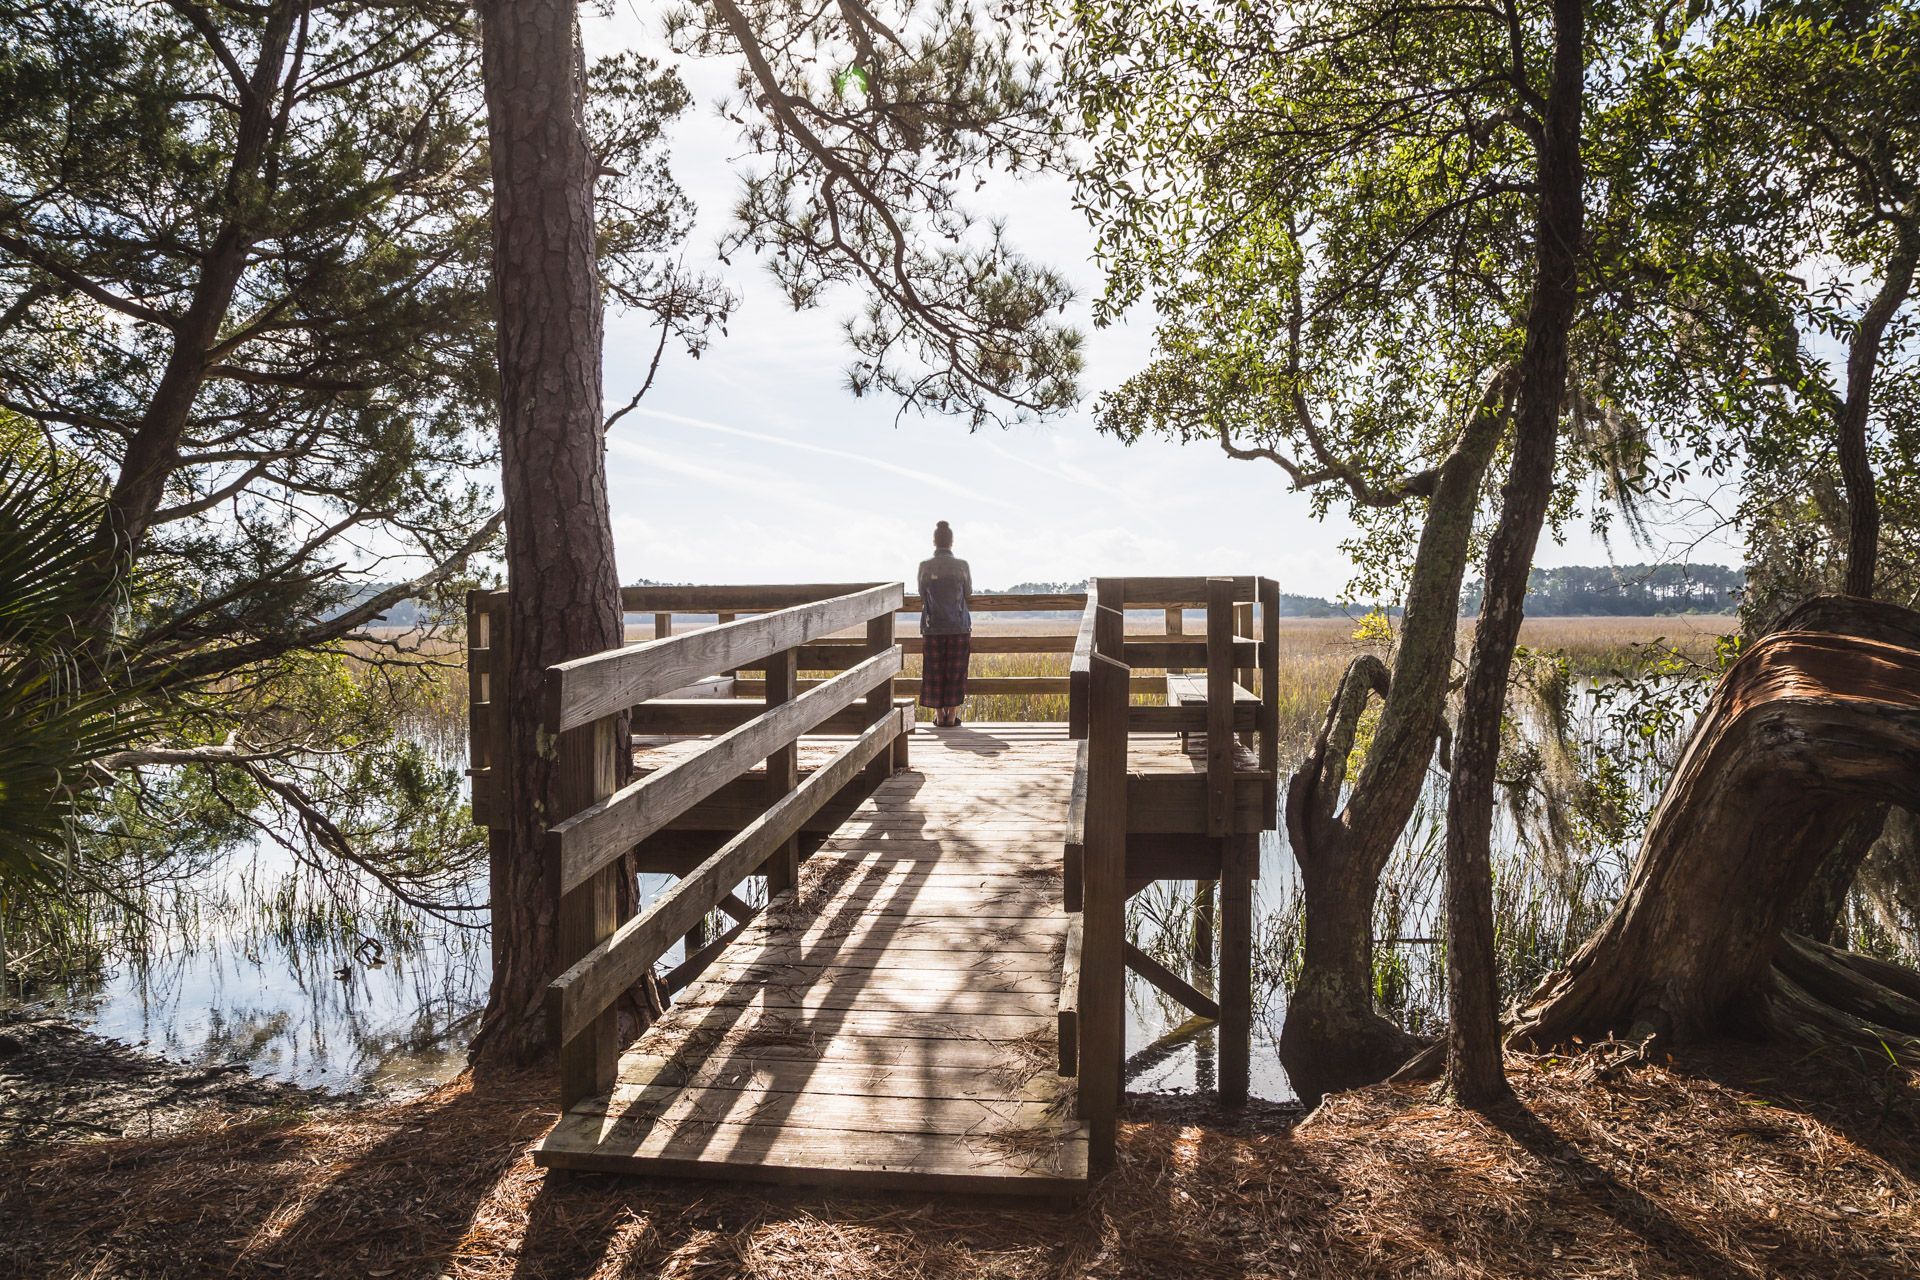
{"left": 627, "top": 407, "right": 1018, "bottom": 509}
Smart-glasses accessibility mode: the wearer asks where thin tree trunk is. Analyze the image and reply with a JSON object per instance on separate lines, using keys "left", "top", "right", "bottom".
{"left": 467, "top": 0, "right": 628, "bottom": 1068}
{"left": 87, "top": 4, "right": 299, "bottom": 623}
{"left": 1440, "top": 0, "right": 1585, "bottom": 1110}
{"left": 1279, "top": 367, "right": 1513, "bottom": 1106}
{"left": 1838, "top": 227, "right": 1918, "bottom": 599}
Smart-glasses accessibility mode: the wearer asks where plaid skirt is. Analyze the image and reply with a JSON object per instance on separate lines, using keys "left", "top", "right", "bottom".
{"left": 919, "top": 632, "right": 971, "bottom": 708}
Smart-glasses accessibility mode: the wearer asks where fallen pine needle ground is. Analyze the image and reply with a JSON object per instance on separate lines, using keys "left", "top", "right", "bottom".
{"left": 4, "top": 1040, "right": 1917, "bottom": 1279}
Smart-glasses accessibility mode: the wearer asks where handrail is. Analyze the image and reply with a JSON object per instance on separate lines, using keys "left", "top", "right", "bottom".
{"left": 547, "top": 708, "right": 909, "bottom": 1047}
{"left": 1077, "top": 579, "right": 1130, "bottom": 1172}
{"left": 621, "top": 583, "right": 884, "bottom": 613}
{"left": 1120, "top": 576, "right": 1258, "bottom": 606}
{"left": 1067, "top": 594, "right": 1097, "bottom": 739}
{"left": 548, "top": 583, "right": 901, "bottom": 731}
{"left": 549, "top": 647, "right": 901, "bottom": 894}
{"left": 901, "top": 591, "right": 1088, "bottom": 613}
{"left": 622, "top": 585, "right": 1086, "bottom": 617}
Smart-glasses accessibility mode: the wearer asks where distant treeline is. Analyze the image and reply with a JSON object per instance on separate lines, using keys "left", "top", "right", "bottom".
{"left": 1460, "top": 564, "right": 1743, "bottom": 617}
{"left": 356, "top": 568, "right": 1737, "bottom": 627}
{"left": 991, "top": 581, "right": 1374, "bottom": 619}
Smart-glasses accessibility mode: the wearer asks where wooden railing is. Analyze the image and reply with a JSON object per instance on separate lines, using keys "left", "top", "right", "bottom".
{"left": 621, "top": 585, "right": 1163, "bottom": 709}
{"left": 474, "top": 584, "right": 910, "bottom": 1109}
{"left": 1059, "top": 575, "right": 1279, "bottom": 1170}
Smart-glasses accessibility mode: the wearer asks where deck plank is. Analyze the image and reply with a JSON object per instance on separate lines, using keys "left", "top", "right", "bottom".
{"left": 536, "top": 725, "right": 1088, "bottom": 1193}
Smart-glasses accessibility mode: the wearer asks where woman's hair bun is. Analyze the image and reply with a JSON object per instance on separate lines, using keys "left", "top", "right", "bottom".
{"left": 936, "top": 520, "right": 950, "bottom": 530}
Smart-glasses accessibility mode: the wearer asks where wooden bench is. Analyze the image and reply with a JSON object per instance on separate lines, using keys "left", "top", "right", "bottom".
{"left": 1165, "top": 673, "right": 1257, "bottom": 754}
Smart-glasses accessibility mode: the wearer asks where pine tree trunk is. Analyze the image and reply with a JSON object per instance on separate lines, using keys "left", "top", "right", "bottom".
{"left": 1439, "top": 0, "right": 1585, "bottom": 1109}
{"left": 1508, "top": 597, "right": 1920, "bottom": 1058}
{"left": 468, "top": 0, "right": 628, "bottom": 1068}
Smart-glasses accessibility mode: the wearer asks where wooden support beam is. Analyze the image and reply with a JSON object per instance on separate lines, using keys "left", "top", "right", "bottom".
{"left": 1064, "top": 739, "right": 1088, "bottom": 912}
{"left": 1123, "top": 940, "right": 1221, "bottom": 1021}
{"left": 764, "top": 647, "right": 800, "bottom": 896}
{"left": 1128, "top": 699, "right": 1259, "bottom": 734}
{"left": 1058, "top": 911, "right": 1083, "bottom": 1076}
{"left": 1122, "top": 636, "right": 1257, "bottom": 667}
{"left": 1260, "top": 578, "right": 1281, "bottom": 821}
{"left": 1127, "top": 773, "right": 1271, "bottom": 835}
{"left": 654, "top": 612, "right": 672, "bottom": 640}
{"left": 865, "top": 612, "right": 897, "bottom": 785}
{"left": 1220, "top": 833, "right": 1255, "bottom": 1106}
{"left": 1094, "top": 580, "right": 1125, "bottom": 660}
{"left": 1206, "top": 578, "right": 1234, "bottom": 838}
{"left": 663, "top": 915, "right": 749, "bottom": 996}
{"left": 1234, "top": 601, "right": 1256, "bottom": 749}
{"left": 1121, "top": 576, "right": 1258, "bottom": 607}
{"left": 555, "top": 715, "right": 620, "bottom": 1110}
{"left": 1165, "top": 605, "right": 1184, "bottom": 677}
{"left": 1194, "top": 879, "right": 1215, "bottom": 972}
{"left": 1068, "top": 597, "right": 1097, "bottom": 740}
{"left": 1078, "top": 648, "right": 1129, "bottom": 1173}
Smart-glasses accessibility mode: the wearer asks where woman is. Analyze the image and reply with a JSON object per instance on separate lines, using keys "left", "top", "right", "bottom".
{"left": 916, "top": 521, "right": 972, "bottom": 728}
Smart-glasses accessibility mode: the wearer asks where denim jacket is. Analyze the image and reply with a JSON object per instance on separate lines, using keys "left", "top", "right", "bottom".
{"left": 916, "top": 551, "right": 972, "bottom": 636}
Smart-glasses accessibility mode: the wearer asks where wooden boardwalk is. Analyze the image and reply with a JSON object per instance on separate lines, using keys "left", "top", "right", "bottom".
{"left": 474, "top": 578, "right": 1277, "bottom": 1193}
{"left": 535, "top": 724, "right": 1089, "bottom": 1193}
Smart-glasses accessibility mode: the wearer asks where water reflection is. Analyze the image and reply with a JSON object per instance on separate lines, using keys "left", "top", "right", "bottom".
{"left": 34, "top": 833, "right": 488, "bottom": 1095}
{"left": 13, "top": 672, "right": 1702, "bottom": 1106}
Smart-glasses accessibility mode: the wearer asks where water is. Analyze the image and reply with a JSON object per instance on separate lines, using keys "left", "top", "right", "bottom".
{"left": 11, "top": 671, "right": 1698, "bottom": 1105}
{"left": 26, "top": 837, "right": 490, "bottom": 1095}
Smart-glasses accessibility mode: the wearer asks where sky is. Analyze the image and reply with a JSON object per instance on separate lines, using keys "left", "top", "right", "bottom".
{"left": 578, "top": 12, "right": 1745, "bottom": 599}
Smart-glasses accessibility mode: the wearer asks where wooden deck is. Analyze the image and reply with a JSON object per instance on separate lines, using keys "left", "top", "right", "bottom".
{"left": 534, "top": 724, "right": 1089, "bottom": 1193}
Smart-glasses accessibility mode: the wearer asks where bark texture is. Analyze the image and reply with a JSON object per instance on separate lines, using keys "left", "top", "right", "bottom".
{"left": 1509, "top": 596, "right": 1920, "bottom": 1058}
{"left": 1838, "top": 226, "right": 1918, "bottom": 599}
{"left": 1439, "top": 0, "right": 1585, "bottom": 1108}
{"left": 1788, "top": 802, "right": 1888, "bottom": 946}
{"left": 88, "top": 5, "right": 299, "bottom": 616}
{"left": 1279, "top": 368, "right": 1513, "bottom": 1107}
{"left": 468, "top": 0, "right": 628, "bottom": 1068}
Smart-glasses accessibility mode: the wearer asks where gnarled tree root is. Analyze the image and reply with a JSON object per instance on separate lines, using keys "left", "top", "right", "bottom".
{"left": 1748, "top": 933, "right": 1920, "bottom": 1063}
{"left": 1505, "top": 596, "right": 1920, "bottom": 1063}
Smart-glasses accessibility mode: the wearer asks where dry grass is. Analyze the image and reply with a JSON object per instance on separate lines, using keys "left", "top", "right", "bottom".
{"left": 6, "top": 1040, "right": 1918, "bottom": 1279}
{"left": 892, "top": 614, "right": 1739, "bottom": 744}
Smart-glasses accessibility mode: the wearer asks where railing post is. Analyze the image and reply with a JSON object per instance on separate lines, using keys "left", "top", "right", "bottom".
{"left": 465, "top": 591, "right": 504, "bottom": 830}
{"left": 1234, "top": 600, "right": 1256, "bottom": 749}
{"left": 866, "top": 609, "right": 904, "bottom": 775}
{"left": 1068, "top": 594, "right": 1097, "bottom": 740}
{"left": 1259, "top": 578, "right": 1280, "bottom": 817}
{"left": 1205, "top": 577, "right": 1234, "bottom": 838}
{"left": 1165, "top": 605, "right": 1184, "bottom": 677}
{"left": 764, "top": 646, "right": 800, "bottom": 895}
{"left": 1220, "top": 832, "right": 1255, "bottom": 1106}
{"left": 1079, "top": 598, "right": 1129, "bottom": 1172}
{"left": 555, "top": 712, "right": 619, "bottom": 1110}
{"left": 654, "top": 611, "right": 672, "bottom": 640}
